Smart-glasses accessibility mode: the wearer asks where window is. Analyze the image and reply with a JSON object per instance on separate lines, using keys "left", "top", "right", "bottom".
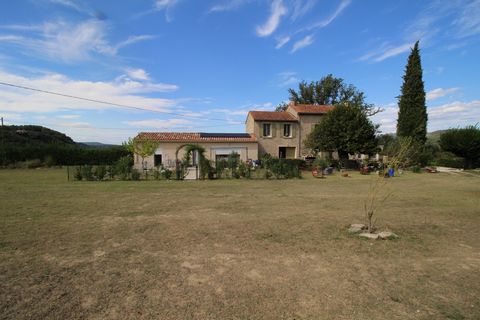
{"left": 263, "top": 123, "right": 271, "bottom": 137}
{"left": 154, "top": 154, "right": 162, "bottom": 167}
{"left": 283, "top": 123, "right": 291, "bottom": 137}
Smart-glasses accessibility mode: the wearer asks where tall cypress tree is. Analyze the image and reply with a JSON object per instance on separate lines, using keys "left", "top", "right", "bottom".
{"left": 397, "top": 41, "right": 427, "bottom": 145}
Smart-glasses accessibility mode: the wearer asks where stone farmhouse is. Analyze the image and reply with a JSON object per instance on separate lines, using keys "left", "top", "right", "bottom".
{"left": 133, "top": 103, "right": 333, "bottom": 170}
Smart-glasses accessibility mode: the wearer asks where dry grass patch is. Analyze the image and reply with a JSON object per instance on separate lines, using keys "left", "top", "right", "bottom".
{"left": 0, "top": 169, "right": 479, "bottom": 319}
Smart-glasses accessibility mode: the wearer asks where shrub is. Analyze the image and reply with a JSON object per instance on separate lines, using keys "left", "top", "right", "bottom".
{"left": 74, "top": 166, "right": 83, "bottom": 181}
{"left": 44, "top": 155, "right": 55, "bottom": 167}
{"left": 238, "top": 161, "right": 250, "bottom": 178}
{"left": 26, "top": 159, "right": 43, "bottom": 169}
{"left": 107, "top": 165, "right": 115, "bottom": 180}
{"left": 434, "top": 152, "right": 465, "bottom": 169}
{"left": 152, "top": 168, "right": 161, "bottom": 180}
{"left": 131, "top": 169, "right": 141, "bottom": 180}
{"left": 81, "top": 165, "right": 94, "bottom": 181}
{"left": 162, "top": 168, "right": 173, "bottom": 180}
{"left": 440, "top": 126, "right": 480, "bottom": 169}
{"left": 411, "top": 165, "right": 422, "bottom": 173}
{"left": 94, "top": 165, "right": 107, "bottom": 181}
{"left": 114, "top": 156, "right": 133, "bottom": 180}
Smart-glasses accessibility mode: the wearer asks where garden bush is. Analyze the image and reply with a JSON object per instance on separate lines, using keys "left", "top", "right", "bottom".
{"left": 433, "top": 152, "right": 465, "bottom": 169}
{"left": 131, "top": 169, "right": 141, "bottom": 181}
{"left": 114, "top": 156, "right": 133, "bottom": 180}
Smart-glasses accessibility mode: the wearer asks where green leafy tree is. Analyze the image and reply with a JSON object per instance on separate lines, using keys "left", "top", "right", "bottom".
{"left": 397, "top": 41, "right": 428, "bottom": 145}
{"left": 305, "top": 103, "right": 378, "bottom": 162}
{"left": 285, "top": 74, "right": 381, "bottom": 116}
{"left": 439, "top": 125, "right": 480, "bottom": 169}
{"left": 123, "top": 137, "right": 159, "bottom": 170}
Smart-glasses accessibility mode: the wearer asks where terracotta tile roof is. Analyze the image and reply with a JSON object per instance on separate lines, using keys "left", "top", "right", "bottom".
{"left": 247, "top": 111, "right": 298, "bottom": 122}
{"left": 289, "top": 104, "right": 334, "bottom": 114}
{"left": 136, "top": 132, "right": 257, "bottom": 142}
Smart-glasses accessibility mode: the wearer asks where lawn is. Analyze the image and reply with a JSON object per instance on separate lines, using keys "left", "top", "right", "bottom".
{"left": 0, "top": 169, "right": 479, "bottom": 320}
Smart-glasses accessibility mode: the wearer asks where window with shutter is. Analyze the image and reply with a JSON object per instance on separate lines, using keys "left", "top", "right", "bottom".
{"left": 262, "top": 123, "right": 271, "bottom": 137}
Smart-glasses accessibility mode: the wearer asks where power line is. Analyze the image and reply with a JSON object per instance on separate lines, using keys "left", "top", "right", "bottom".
{"left": 5, "top": 119, "right": 239, "bottom": 131}
{"left": 0, "top": 81, "right": 244, "bottom": 123}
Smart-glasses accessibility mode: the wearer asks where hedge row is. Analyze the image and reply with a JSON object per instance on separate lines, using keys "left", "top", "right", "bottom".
{"left": 0, "top": 144, "right": 130, "bottom": 166}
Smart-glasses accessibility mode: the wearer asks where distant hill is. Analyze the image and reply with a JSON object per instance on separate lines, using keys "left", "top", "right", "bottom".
{"left": 1, "top": 125, "right": 120, "bottom": 148}
{"left": 427, "top": 130, "right": 447, "bottom": 144}
{"left": 1, "top": 125, "right": 75, "bottom": 145}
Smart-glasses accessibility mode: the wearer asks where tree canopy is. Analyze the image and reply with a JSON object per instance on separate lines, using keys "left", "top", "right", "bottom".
{"left": 396, "top": 41, "right": 427, "bottom": 145}
{"left": 439, "top": 125, "right": 480, "bottom": 169}
{"left": 278, "top": 74, "right": 381, "bottom": 116}
{"left": 305, "top": 103, "right": 378, "bottom": 160}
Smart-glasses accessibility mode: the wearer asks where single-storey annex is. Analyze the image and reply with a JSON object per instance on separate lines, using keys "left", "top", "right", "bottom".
{"left": 134, "top": 103, "right": 333, "bottom": 170}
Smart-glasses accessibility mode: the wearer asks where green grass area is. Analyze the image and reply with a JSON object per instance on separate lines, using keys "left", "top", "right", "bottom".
{"left": 1, "top": 169, "right": 479, "bottom": 319}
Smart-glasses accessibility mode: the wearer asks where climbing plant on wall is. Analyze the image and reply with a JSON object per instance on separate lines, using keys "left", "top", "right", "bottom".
{"left": 175, "top": 144, "right": 212, "bottom": 180}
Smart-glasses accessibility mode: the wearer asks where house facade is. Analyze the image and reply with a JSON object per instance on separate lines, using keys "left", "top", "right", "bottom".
{"left": 133, "top": 103, "right": 333, "bottom": 170}
{"left": 245, "top": 103, "right": 333, "bottom": 159}
{"left": 133, "top": 132, "right": 258, "bottom": 170}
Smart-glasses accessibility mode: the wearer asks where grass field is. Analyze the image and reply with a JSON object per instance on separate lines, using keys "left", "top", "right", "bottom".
{"left": 1, "top": 169, "right": 479, "bottom": 320}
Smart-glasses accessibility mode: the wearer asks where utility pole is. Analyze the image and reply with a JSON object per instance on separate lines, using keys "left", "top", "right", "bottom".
{"left": 0, "top": 117, "right": 4, "bottom": 165}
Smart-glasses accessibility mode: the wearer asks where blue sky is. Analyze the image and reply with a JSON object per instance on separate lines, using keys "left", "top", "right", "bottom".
{"left": 0, "top": 0, "right": 479, "bottom": 143}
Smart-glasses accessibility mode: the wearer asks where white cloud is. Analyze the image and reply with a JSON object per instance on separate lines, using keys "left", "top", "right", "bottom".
{"left": 290, "top": 34, "right": 314, "bottom": 53}
{"left": 256, "top": 0, "right": 287, "bottom": 37}
{"left": 0, "top": 70, "right": 178, "bottom": 113}
{"left": 426, "top": 87, "right": 459, "bottom": 101}
{"left": 304, "top": 0, "right": 350, "bottom": 31}
{"left": 371, "top": 100, "right": 480, "bottom": 133}
{"left": 360, "top": 1, "right": 480, "bottom": 63}
{"left": 452, "top": 0, "right": 480, "bottom": 38}
{"left": 209, "top": 0, "right": 252, "bottom": 13}
{"left": 125, "top": 118, "right": 192, "bottom": 129}
{"left": 57, "top": 114, "right": 81, "bottom": 119}
{"left": 154, "top": 0, "right": 180, "bottom": 22}
{"left": 49, "top": 0, "right": 83, "bottom": 11}
{"left": 276, "top": 71, "right": 299, "bottom": 86}
{"left": 114, "top": 35, "right": 156, "bottom": 52}
{"left": 291, "top": 0, "right": 317, "bottom": 21}
{"left": 125, "top": 68, "right": 150, "bottom": 81}
{"left": 0, "top": 20, "right": 154, "bottom": 62}
{"left": 429, "top": 100, "right": 480, "bottom": 118}
{"left": 275, "top": 36, "right": 290, "bottom": 49}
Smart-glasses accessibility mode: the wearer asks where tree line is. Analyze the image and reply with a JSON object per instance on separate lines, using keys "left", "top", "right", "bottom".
{"left": 0, "top": 125, "right": 129, "bottom": 166}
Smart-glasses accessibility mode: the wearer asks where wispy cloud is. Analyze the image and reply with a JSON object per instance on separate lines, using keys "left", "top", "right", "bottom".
{"left": 452, "top": 0, "right": 480, "bottom": 38}
{"left": 0, "top": 20, "right": 155, "bottom": 62}
{"left": 124, "top": 118, "right": 192, "bottom": 129}
{"left": 48, "top": 0, "right": 91, "bottom": 15}
{"left": 154, "top": 0, "right": 180, "bottom": 22}
{"left": 290, "top": 34, "right": 314, "bottom": 53}
{"left": 275, "top": 36, "right": 290, "bottom": 49}
{"left": 303, "top": 0, "right": 350, "bottom": 31}
{"left": 125, "top": 68, "right": 150, "bottom": 81}
{"left": 133, "top": 0, "right": 181, "bottom": 22}
{"left": 359, "top": 0, "right": 480, "bottom": 63}
{"left": 291, "top": 0, "right": 317, "bottom": 21}
{"left": 359, "top": 42, "right": 412, "bottom": 62}
{"left": 276, "top": 71, "right": 299, "bottom": 87}
{"left": 256, "top": 0, "right": 287, "bottom": 37}
{"left": 113, "top": 35, "right": 156, "bottom": 52}
{"left": 426, "top": 87, "right": 459, "bottom": 101}
{"left": 209, "top": 0, "right": 252, "bottom": 13}
{"left": 57, "top": 114, "right": 81, "bottom": 119}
